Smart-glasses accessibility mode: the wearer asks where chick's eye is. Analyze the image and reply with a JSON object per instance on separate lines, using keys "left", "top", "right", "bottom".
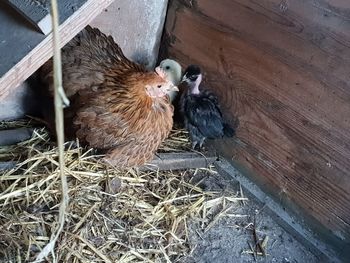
{"left": 165, "top": 66, "right": 170, "bottom": 70}
{"left": 157, "top": 85, "right": 162, "bottom": 88}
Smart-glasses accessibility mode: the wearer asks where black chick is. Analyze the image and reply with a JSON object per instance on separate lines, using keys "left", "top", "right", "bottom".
{"left": 180, "top": 65, "right": 235, "bottom": 149}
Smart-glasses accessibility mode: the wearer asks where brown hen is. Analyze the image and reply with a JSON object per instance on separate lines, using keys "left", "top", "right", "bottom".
{"left": 39, "top": 26, "right": 178, "bottom": 168}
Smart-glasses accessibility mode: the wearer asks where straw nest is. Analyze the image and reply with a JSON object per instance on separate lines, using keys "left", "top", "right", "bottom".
{"left": 0, "top": 120, "right": 244, "bottom": 262}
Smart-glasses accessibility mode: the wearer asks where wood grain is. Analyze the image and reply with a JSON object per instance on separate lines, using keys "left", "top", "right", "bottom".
{"left": 161, "top": 0, "right": 350, "bottom": 260}
{"left": 8, "top": 0, "right": 52, "bottom": 34}
{"left": 0, "top": 0, "right": 115, "bottom": 99}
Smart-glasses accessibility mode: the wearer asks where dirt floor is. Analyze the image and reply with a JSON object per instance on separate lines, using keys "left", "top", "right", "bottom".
{"left": 184, "top": 170, "right": 318, "bottom": 263}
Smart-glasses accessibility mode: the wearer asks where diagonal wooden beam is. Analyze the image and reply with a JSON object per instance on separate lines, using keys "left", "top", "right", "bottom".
{"left": 0, "top": 0, "right": 115, "bottom": 100}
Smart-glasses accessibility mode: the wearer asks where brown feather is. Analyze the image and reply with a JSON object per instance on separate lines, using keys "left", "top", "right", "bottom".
{"left": 40, "top": 26, "right": 174, "bottom": 168}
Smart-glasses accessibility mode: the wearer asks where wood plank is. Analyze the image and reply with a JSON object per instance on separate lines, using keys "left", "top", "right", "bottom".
{"left": 142, "top": 152, "right": 217, "bottom": 171}
{"left": 0, "top": 0, "right": 115, "bottom": 99}
{"left": 0, "top": 161, "right": 17, "bottom": 172}
{"left": 8, "top": 0, "right": 52, "bottom": 35}
{"left": 161, "top": 0, "right": 350, "bottom": 260}
{"left": 90, "top": 0, "right": 169, "bottom": 69}
{"left": 0, "top": 127, "right": 33, "bottom": 146}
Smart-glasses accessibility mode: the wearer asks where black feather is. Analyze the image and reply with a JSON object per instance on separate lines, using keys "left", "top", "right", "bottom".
{"left": 223, "top": 123, "right": 235, "bottom": 137}
{"left": 180, "top": 66, "right": 235, "bottom": 149}
{"left": 180, "top": 65, "right": 235, "bottom": 148}
{"left": 184, "top": 94, "right": 224, "bottom": 139}
{"left": 184, "top": 65, "right": 201, "bottom": 78}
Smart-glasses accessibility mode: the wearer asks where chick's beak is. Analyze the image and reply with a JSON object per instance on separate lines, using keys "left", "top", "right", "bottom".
{"left": 155, "top": 66, "right": 178, "bottom": 92}
{"left": 181, "top": 74, "right": 189, "bottom": 83}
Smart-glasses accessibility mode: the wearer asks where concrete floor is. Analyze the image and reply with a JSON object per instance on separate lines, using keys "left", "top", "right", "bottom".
{"left": 184, "top": 169, "right": 319, "bottom": 263}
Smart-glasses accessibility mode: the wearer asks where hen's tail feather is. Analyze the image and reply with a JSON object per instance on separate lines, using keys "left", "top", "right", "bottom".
{"left": 223, "top": 123, "right": 235, "bottom": 137}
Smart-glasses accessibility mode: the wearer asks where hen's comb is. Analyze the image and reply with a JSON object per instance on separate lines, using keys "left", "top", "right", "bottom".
{"left": 155, "top": 66, "right": 167, "bottom": 80}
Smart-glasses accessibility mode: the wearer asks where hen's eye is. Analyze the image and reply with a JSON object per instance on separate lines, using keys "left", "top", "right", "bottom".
{"left": 157, "top": 85, "right": 162, "bottom": 88}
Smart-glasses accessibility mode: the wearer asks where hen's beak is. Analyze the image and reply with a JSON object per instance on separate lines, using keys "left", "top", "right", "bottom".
{"left": 170, "top": 85, "right": 179, "bottom": 92}
{"left": 162, "top": 84, "right": 178, "bottom": 93}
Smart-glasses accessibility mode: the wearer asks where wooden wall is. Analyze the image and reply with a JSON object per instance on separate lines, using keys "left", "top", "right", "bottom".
{"left": 160, "top": 0, "right": 350, "bottom": 259}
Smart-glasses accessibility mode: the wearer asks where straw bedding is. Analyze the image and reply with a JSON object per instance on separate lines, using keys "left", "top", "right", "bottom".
{"left": 0, "top": 120, "right": 244, "bottom": 262}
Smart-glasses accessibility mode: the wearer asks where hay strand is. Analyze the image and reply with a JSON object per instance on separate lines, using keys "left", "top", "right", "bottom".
{"left": 0, "top": 120, "right": 245, "bottom": 262}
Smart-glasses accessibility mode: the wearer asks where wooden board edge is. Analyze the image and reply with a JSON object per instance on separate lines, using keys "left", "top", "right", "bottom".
{"left": 0, "top": 127, "right": 34, "bottom": 146}
{"left": 141, "top": 152, "right": 218, "bottom": 171}
{"left": 8, "top": 0, "right": 52, "bottom": 35}
{"left": 0, "top": 161, "right": 18, "bottom": 172}
{"left": 0, "top": 0, "right": 115, "bottom": 99}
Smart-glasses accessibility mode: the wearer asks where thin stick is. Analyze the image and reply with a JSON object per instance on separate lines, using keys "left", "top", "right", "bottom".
{"left": 253, "top": 214, "right": 265, "bottom": 257}
{"left": 34, "top": 0, "right": 69, "bottom": 262}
